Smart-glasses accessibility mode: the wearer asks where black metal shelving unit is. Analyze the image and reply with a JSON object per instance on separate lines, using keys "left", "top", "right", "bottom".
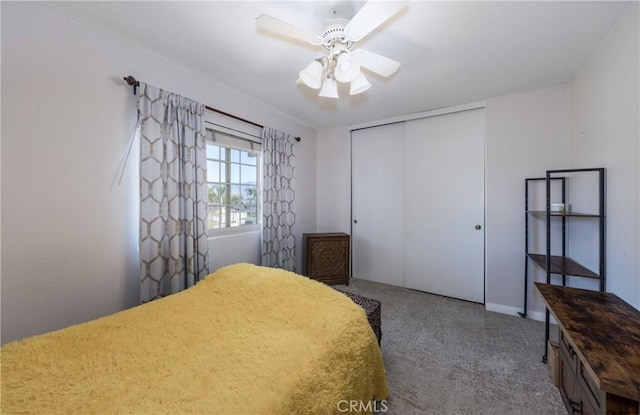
{"left": 521, "top": 168, "right": 606, "bottom": 364}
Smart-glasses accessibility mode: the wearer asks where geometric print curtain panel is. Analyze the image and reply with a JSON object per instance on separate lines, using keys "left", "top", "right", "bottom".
{"left": 261, "top": 126, "right": 297, "bottom": 272}
{"left": 137, "top": 83, "right": 209, "bottom": 303}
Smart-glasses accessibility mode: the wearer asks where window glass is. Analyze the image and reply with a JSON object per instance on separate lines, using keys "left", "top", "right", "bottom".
{"left": 241, "top": 151, "right": 257, "bottom": 165}
{"left": 207, "top": 161, "right": 220, "bottom": 182}
{"left": 206, "top": 133, "right": 261, "bottom": 232}
{"left": 230, "top": 149, "right": 240, "bottom": 163}
{"left": 207, "top": 144, "right": 220, "bottom": 159}
{"left": 241, "top": 165, "right": 256, "bottom": 182}
{"left": 230, "top": 163, "right": 240, "bottom": 183}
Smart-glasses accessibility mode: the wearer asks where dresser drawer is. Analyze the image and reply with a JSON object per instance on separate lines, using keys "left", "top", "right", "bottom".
{"left": 579, "top": 363, "right": 605, "bottom": 415}
{"left": 559, "top": 342, "right": 580, "bottom": 413}
{"left": 559, "top": 332, "right": 578, "bottom": 375}
{"left": 559, "top": 366, "right": 580, "bottom": 413}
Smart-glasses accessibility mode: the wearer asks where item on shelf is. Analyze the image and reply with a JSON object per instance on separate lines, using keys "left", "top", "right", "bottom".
{"left": 550, "top": 202, "right": 565, "bottom": 212}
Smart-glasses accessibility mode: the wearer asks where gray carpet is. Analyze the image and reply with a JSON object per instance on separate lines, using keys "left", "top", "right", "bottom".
{"left": 337, "top": 278, "right": 565, "bottom": 415}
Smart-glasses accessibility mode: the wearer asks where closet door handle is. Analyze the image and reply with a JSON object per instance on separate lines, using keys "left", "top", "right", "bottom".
{"left": 353, "top": 219, "right": 358, "bottom": 224}
{"left": 475, "top": 224, "right": 482, "bottom": 230}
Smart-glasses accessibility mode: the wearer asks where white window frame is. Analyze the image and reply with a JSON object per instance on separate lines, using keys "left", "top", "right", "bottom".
{"left": 204, "top": 111, "right": 262, "bottom": 237}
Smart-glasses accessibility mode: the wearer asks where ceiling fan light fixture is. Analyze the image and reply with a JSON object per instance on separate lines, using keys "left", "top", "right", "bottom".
{"left": 299, "top": 60, "right": 324, "bottom": 89}
{"left": 334, "top": 52, "right": 361, "bottom": 83}
{"left": 257, "top": 0, "right": 407, "bottom": 100}
{"left": 319, "top": 76, "right": 339, "bottom": 99}
{"left": 349, "top": 72, "right": 371, "bottom": 95}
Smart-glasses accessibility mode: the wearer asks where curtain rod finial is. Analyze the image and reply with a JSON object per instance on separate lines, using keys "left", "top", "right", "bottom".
{"left": 123, "top": 75, "right": 139, "bottom": 87}
{"left": 123, "top": 76, "right": 140, "bottom": 95}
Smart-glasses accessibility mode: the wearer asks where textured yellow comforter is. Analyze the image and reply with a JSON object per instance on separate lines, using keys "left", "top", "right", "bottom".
{"left": 1, "top": 263, "right": 387, "bottom": 414}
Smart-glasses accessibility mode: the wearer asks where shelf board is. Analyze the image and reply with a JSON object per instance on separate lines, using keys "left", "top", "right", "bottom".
{"left": 527, "top": 210, "right": 600, "bottom": 218}
{"left": 527, "top": 253, "right": 600, "bottom": 279}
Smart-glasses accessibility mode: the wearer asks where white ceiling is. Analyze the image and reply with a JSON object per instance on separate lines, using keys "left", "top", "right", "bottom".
{"left": 43, "top": 1, "right": 631, "bottom": 129}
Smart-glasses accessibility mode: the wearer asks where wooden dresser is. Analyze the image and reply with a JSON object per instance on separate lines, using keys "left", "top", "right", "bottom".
{"left": 535, "top": 283, "right": 640, "bottom": 414}
{"left": 302, "top": 233, "right": 350, "bottom": 285}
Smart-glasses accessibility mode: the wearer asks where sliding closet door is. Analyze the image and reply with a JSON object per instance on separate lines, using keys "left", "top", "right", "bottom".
{"left": 351, "top": 123, "right": 405, "bottom": 286}
{"left": 404, "top": 109, "right": 485, "bottom": 303}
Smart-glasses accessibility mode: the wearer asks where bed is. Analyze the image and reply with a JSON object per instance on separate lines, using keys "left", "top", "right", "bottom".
{"left": 1, "top": 263, "right": 387, "bottom": 414}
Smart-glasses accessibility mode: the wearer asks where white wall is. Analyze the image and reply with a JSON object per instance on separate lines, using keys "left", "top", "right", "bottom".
{"left": 567, "top": 2, "right": 639, "bottom": 308}
{"left": 1, "top": 2, "right": 316, "bottom": 344}
{"left": 485, "top": 86, "right": 568, "bottom": 318}
{"left": 316, "top": 127, "right": 351, "bottom": 233}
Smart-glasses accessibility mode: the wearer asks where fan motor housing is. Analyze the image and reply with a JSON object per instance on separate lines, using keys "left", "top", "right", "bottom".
{"left": 320, "top": 4, "right": 354, "bottom": 51}
{"left": 320, "top": 5, "right": 353, "bottom": 45}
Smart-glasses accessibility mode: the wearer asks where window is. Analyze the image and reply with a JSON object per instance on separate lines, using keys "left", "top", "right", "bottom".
{"left": 206, "top": 129, "right": 261, "bottom": 232}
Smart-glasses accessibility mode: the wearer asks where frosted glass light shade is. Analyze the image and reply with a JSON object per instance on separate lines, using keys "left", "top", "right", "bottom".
{"left": 334, "top": 53, "right": 361, "bottom": 83}
{"left": 319, "top": 77, "right": 339, "bottom": 99}
{"left": 299, "top": 61, "right": 324, "bottom": 89}
{"left": 349, "top": 72, "right": 371, "bottom": 95}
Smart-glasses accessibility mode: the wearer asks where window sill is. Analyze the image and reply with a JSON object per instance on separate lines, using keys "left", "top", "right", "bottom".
{"left": 207, "top": 225, "right": 261, "bottom": 239}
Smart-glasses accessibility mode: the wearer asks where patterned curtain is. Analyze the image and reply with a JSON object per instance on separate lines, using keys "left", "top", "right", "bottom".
{"left": 261, "top": 127, "right": 297, "bottom": 272}
{"left": 138, "top": 83, "right": 209, "bottom": 303}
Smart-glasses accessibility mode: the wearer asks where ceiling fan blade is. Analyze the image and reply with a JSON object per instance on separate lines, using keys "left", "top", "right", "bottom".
{"left": 344, "top": 1, "right": 408, "bottom": 41}
{"left": 256, "top": 14, "right": 322, "bottom": 45}
{"left": 352, "top": 49, "right": 401, "bottom": 77}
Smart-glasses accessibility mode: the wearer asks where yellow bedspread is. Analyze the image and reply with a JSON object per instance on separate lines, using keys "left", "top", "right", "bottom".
{"left": 1, "top": 263, "right": 387, "bottom": 414}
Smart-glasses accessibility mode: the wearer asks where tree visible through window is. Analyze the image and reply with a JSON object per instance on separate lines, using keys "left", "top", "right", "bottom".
{"left": 206, "top": 138, "right": 260, "bottom": 230}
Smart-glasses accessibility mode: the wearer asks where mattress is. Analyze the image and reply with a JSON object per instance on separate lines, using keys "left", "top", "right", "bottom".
{"left": 1, "top": 263, "right": 387, "bottom": 414}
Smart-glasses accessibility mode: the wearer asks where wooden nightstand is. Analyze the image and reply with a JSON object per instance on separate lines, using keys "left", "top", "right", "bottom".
{"left": 303, "top": 233, "right": 350, "bottom": 285}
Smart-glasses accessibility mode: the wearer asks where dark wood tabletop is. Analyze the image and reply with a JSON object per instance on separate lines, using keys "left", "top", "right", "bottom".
{"left": 535, "top": 283, "right": 640, "bottom": 401}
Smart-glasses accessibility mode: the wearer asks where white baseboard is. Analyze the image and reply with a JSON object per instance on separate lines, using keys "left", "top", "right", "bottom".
{"left": 485, "top": 302, "right": 548, "bottom": 322}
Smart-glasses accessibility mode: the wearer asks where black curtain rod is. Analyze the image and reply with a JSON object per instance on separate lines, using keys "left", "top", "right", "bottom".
{"left": 123, "top": 75, "right": 300, "bottom": 142}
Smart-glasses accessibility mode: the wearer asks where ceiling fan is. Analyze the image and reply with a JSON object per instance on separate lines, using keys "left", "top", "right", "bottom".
{"left": 256, "top": 1, "right": 407, "bottom": 99}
